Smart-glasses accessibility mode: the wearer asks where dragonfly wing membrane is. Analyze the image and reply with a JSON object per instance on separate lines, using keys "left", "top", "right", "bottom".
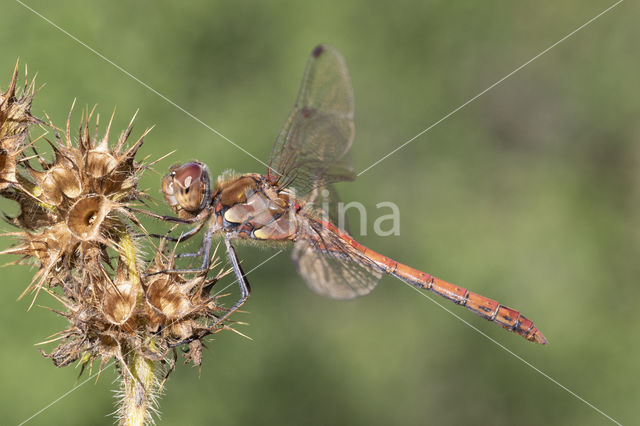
{"left": 292, "top": 220, "right": 381, "bottom": 300}
{"left": 269, "top": 44, "right": 355, "bottom": 195}
{"left": 303, "top": 183, "right": 351, "bottom": 233}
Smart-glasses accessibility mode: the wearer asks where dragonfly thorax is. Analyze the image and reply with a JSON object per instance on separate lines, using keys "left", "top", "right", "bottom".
{"left": 212, "top": 173, "right": 299, "bottom": 241}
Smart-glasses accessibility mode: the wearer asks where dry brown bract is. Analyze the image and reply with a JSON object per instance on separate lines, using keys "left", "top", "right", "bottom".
{"left": 0, "top": 62, "right": 39, "bottom": 191}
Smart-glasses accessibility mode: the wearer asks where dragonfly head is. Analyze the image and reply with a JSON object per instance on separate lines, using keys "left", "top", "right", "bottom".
{"left": 162, "top": 161, "right": 211, "bottom": 214}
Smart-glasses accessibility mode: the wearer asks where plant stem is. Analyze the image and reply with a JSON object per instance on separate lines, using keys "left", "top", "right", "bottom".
{"left": 118, "top": 228, "right": 155, "bottom": 426}
{"left": 120, "top": 353, "right": 155, "bottom": 426}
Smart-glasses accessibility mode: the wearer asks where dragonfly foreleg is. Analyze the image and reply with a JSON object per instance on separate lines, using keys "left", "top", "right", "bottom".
{"left": 145, "top": 225, "right": 215, "bottom": 276}
{"left": 137, "top": 223, "right": 205, "bottom": 243}
{"left": 169, "top": 235, "right": 251, "bottom": 347}
{"left": 127, "top": 206, "right": 208, "bottom": 225}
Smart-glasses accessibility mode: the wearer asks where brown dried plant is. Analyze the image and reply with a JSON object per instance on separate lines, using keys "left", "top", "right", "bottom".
{"left": 0, "top": 62, "right": 237, "bottom": 425}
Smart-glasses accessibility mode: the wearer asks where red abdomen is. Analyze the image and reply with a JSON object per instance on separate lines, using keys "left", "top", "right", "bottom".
{"left": 312, "top": 219, "right": 547, "bottom": 344}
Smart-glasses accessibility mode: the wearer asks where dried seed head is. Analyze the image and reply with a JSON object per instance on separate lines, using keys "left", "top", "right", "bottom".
{"left": 0, "top": 64, "right": 240, "bottom": 418}
{"left": 0, "top": 62, "right": 39, "bottom": 191}
{"left": 2, "top": 102, "right": 233, "bottom": 377}
{"left": 2, "top": 104, "right": 152, "bottom": 298}
{"left": 36, "top": 240, "right": 230, "bottom": 376}
{"left": 139, "top": 241, "right": 234, "bottom": 362}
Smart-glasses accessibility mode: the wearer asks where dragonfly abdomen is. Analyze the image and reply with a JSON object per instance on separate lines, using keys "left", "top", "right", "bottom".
{"left": 314, "top": 219, "right": 547, "bottom": 344}
{"left": 391, "top": 263, "right": 547, "bottom": 344}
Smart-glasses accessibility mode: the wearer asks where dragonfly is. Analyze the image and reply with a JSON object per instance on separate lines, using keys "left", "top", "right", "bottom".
{"left": 143, "top": 44, "right": 547, "bottom": 346}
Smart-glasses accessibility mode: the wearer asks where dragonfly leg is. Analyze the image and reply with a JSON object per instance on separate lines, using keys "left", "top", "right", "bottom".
{"left": 146, "top": 225, "right": 215, "bottom": 276}
{"left": 135, "top": 222, "right": 206, "bottom": 243}
{"left": 169, "top": 235, "right": 251, "bottom": 347}
{"left": 175, "top": 247, "right": 205, "bottom": 259}
{"left": 218, "top": 235, "right": 251, "bottom": 321}
{"left": 127, "top": 206, "right": 208, "bottom": 225}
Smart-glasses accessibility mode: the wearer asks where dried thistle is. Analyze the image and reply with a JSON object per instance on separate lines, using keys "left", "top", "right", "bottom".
{"left": 0, "top": 64, "right": 239, "bottom": 425}
{"left": 0, "top": 61, "right": 39, "bottom": 191}
{"left": 2, "top": 103, "right": 150, "bottom": 304}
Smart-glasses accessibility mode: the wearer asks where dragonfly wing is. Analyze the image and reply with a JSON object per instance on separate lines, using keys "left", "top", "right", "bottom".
{"left": 303, "top": 183, "right": 350, "bottom": 234}
{"left": 292, "top": 220, "right": 381, "bottom": 300}
{"left": 268, "top": 45, "right": 355, "bottom": 196}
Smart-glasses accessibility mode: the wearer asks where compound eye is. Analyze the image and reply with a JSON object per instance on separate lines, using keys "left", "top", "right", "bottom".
{"left": 162, "top": 162, "right": 210, "bottom": 214}
{"left": 174, "top": 162, "right": 204, "bottom": 190}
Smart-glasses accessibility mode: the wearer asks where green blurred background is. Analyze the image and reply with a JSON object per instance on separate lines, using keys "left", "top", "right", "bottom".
{"left": 1, "top": 1, "right": 637, "bottom": 425}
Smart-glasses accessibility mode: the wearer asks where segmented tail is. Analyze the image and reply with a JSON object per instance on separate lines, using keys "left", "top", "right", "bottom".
{"left": 317, "top": 220, "right": 547, "bottom": 344}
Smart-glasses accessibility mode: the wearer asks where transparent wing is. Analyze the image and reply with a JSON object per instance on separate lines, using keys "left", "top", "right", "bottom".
{"left": 303, "top": 184, "right": 350, "bottom": 234}
{"left": 268, "top": 44, "right": 355, "bottom": 196}
{"left": 292, "top": 219, "right": 381, "bottom": 300}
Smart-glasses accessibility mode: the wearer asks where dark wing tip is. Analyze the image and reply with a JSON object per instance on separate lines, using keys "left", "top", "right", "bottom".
{"left": 312, "top": 45, "right": 325, "bottom": 58}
